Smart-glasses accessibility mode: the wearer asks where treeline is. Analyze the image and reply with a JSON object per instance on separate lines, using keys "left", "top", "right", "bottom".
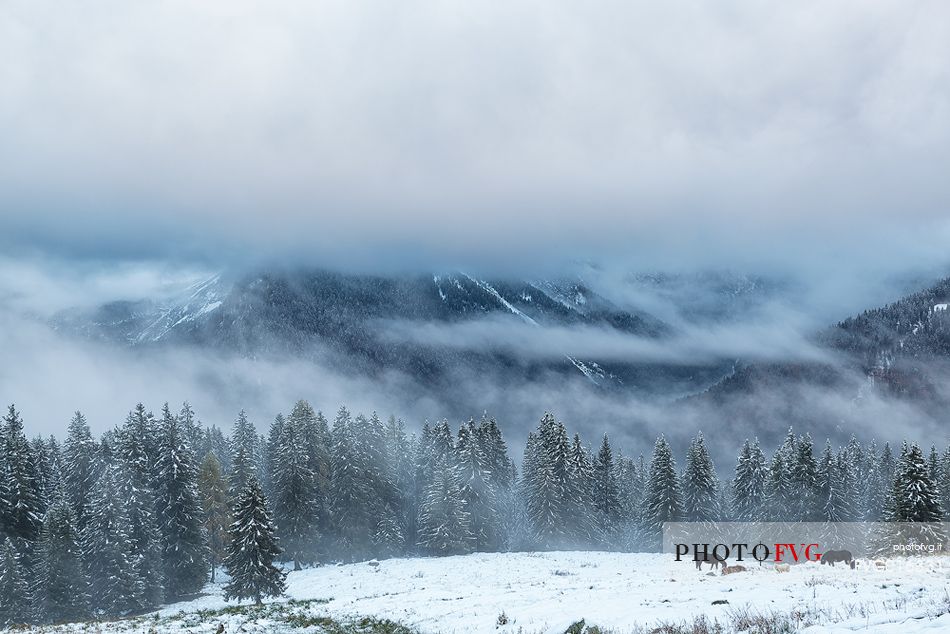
{"left": 0, "top": 401, "right": 947, "bottom": 626}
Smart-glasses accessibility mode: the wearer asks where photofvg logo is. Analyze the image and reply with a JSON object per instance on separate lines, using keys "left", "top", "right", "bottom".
{"left": 893, "top": 542, "right": 943, "bottom": 554}
{"left": 674, "top": 542, "right": 823, "bottom": 565}
{"left": 662, "top": 521, "right": 950, "bottom": 571}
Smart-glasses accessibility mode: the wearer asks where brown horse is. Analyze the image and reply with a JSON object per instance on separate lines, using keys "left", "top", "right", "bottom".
{"left": 694, "top": 551, "right": 728, "bottom": 571}
{"left": 821, "top": 550, "right": 855, "bottom": 569}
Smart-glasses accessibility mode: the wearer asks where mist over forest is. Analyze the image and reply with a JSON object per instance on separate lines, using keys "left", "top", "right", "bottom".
{"left": 3, "top": 255, "right": 950, "bottom": 467}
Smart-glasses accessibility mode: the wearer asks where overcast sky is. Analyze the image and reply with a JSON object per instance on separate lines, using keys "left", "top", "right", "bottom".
{"left": 3, "top": 0, "right": 950, "bottom": 451}
{"left": 1, "top": 0, "right": 949, "bottom": 274}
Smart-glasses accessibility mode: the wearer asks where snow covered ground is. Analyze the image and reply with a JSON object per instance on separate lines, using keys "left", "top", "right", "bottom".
{"left": 43, "top": 552, "right": 950, "bottom": 633}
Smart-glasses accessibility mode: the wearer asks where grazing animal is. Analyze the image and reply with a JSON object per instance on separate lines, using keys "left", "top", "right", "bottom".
{"left": 874, "top": 560, "right": 887, "bottom": 570}
{"left": 821, "top": 550, "right": 855, "bottom": 569}
{"left": 721, "top": 565, "right": 747, "bottom": 575}
{"left": 774, "top": 563, "right": 790, "bottom": 573}
{"left": 694, "top": 552, "right": 727, "bottom": 571}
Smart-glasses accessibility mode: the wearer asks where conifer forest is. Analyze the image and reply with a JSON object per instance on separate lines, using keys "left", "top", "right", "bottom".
{"left": 1, "top": 400, "right": 946, "bottom": 626}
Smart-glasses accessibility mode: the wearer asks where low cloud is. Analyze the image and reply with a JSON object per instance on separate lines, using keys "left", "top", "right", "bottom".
{"left": 378, "top": 314, "right": 832, "bottom": 365}
{"left": 1, "top": 257, "right": 948, "bottom": 470}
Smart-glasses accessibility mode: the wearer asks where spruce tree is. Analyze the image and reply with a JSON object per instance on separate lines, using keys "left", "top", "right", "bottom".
{"left": 372, "top": 503, "right": 405, "bottom": 558}
{"left": 642, "top": 436, "right": 682, "bottom": 550}
{"left": 0, "top": 538, "right": 32, "bottom": 627}
{"left": 223, "top": 478, "right": 286, "bottom": 605}
{"left": 835, "top": 447, "right": 859, "bottom": 522}
{"left": 116, "top": 410, "right": 164, "bottom": 609}
{"left": 63, "top": 411, "right": 98, "bottom": 533}
{"left": 816, "top": 440, "right": 847, "bottom": 522}
{"left": 479, "top": 417, "right": 515, "bottom": 550}
{"left": 681, "top": 433, "right": 720, "bottom": 522}
{"left": 567, "top": 434, "right": 596, "bottom": 545}
{"left": 732, "top": 439, "right": 767, "bottom": 522}
{"left": 197, "top": 452, "right": 230, "bottom": 582}
{"left": 417, "top": 454, "right": 472, "bottom": 555}
{"left": 592, "top": 434, "right": 620, "bottom": 544}
{"left": 929, "top": 445, "right": 941, "bottom": 486}
{"left": 888, "top": 443, "right": 943, "bottom": 522}
{"left": 229, "top": 410, "right": 258, "bottom": 499}
{"left": 328, "top": 406, "right": 372, "bottom": 560}
{"left": 524, "top": 414, "right": 573, "bottom": 549}
{"left": 263, "top": 413, "right": 285, "bottom": 502}
{"left": 409, "top": 423, "right": 436, "bottom": 550}
{"left": 383, "top": 415, "right": 413, "bottom": 551}
{"left": 614, "top": 453, "right": 644, "bottom": 550}
{"left": 456, "top": 420, "right": 496, "bottom": 551}
{"left": 790, "top": 434, "right": 819, "bottom": 521}
{"left": 354, "top": 411, "right": 401, "bottom": 554}
{"left": 1, "top": 405, "right": 43, "bottom": 541}
{"left": 36, "top": 495, "right": 88, "bottom": 623}
{"left": 764, "top": 429, "right": 796, "bottom": 521}
{"left": 272, "top": 411, "right": 319, "bottom": 569}
{"left": 126, "top": 404, "right": 159, "bottom": 470}
{"left": 178, "top": 402, "right": 204, "bottom": 460}
{"left": 481, "top": 417, "right": 513, "bottom": 492}
{"left": 82, "top": 464, "right": 142, "bottom": 617}
{"left": 861, "top": 440, "right": 883, "bottom": 521}
{"left": 940, "top": 446, "right": 950, "bottom": 519}
{"left": 869, "top": 442, "right": 897, "bottom": 522}
{"left": 154, "top": 405, "right": 207, "bottom": 599}
{"left": 301, "top": 407, "right": 332, "bottom": 537}
{"left": 31, "top": 436, "right": 59, "bottom": 514}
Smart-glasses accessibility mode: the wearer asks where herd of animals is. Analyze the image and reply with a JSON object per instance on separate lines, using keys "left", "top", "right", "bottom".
{"left": 693, "top": 550, "right": 890, "bottom": 575}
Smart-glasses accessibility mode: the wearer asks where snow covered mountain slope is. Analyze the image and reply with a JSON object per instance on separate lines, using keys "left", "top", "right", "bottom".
{"left": 42, "top": 551, "right": 950, "bottom": 633}
{"left": 55, "top": 269, "right": 737, "bottom": 399}
{"left": 52, "top": 273, "right": 230, "bottom": 346}
{"left": 679, "top": 273, "right": 950, "bottom": 452}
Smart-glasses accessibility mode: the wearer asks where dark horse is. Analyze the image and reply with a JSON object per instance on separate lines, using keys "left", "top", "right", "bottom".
{"left": 694, "top": 551, "right": 727, "bottom": 570}
{"left": 821, "top": 550, "right": 855, "bottom": 569}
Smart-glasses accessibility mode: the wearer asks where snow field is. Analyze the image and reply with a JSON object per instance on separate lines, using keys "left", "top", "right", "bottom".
{"left": 131, "top": 551, "right": 950, "bottom": 634}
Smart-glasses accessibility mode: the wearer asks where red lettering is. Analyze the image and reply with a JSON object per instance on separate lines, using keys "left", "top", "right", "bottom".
{"left": 774, "top": 543, "right": 788, "bottom": 562}
{"left": 787, "top": 544, "right": 800, "bottom": 562}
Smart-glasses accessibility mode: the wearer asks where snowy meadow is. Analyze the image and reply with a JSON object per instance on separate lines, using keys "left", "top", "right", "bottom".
{"left": 33, "top": 551, "right": 950, "bottom": 633}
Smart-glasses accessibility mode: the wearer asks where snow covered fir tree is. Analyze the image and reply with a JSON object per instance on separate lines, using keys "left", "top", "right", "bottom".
{"left": 223, "top": 477, "right": 287, "bottom": 605}
{"left": 2, "top": 399, "right": 950, "bottom": 625}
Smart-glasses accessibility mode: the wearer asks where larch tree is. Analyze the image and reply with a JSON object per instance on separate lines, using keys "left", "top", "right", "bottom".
{"left": 197, "top": 452, "right": 230, "bottom": 582}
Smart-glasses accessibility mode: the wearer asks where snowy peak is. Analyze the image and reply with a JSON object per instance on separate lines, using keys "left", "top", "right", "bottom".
{"left": 133, "top": 274, "right": 227, "bottom": 343}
